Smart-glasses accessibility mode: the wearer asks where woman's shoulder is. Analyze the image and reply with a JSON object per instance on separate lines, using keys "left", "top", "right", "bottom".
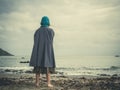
{"left": 47, "top": 27, "right": 54, "bottom": 32}
{"left": 47, "top": 27, "right": 55, "bottom": 36}
{"left": 35, "top": 28, "right": 40, "bottom": 33}
{"left": 34, "top": 28, "right": 41, "bottom": 36}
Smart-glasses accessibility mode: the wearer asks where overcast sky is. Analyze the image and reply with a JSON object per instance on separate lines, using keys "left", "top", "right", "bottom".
{"left": 0, "top": 0, "right": 120, "bottom": 56}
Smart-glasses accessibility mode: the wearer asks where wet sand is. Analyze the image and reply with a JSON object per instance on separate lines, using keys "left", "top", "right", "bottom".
{"left": 0, "top": 73, "right": 120, "bottom": 90}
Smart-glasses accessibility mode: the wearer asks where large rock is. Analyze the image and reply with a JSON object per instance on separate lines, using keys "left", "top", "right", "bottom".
{"left": 0, "top": 48, "right": 14, "bottom": 56}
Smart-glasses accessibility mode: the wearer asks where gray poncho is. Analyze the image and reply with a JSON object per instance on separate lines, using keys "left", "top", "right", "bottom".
{"left": 29, "top": 26, "right": 56, "bottom": 68}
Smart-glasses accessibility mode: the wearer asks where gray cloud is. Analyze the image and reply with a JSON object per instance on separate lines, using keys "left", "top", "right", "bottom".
{"left": 0, "top": 0, "right": 120, "bottom": 56}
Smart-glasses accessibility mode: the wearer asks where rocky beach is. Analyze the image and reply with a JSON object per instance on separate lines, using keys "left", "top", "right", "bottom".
{"left": 0, "top": 55, "right": 120, "bottom": 90}
{"left": 0, "top": 73, "right": 120, "bottom": 90}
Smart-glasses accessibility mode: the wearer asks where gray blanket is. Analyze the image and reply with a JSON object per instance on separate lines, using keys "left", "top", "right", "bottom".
{"left": 30, "top": 27, "right": 56, "bottom": 68}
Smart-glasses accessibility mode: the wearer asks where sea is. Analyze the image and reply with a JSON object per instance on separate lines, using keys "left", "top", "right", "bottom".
{"left": 0, "top": 56, "right": 120, "bottom": 76}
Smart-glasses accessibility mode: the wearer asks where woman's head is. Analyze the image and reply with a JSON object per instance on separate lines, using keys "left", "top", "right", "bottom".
{"left": 40, "top": 16, "right": 50, "bottom": 27}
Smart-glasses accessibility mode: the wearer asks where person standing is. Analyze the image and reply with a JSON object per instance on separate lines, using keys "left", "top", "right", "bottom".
{"left": 30, "top": 16, "right": 56, "bottom": 87}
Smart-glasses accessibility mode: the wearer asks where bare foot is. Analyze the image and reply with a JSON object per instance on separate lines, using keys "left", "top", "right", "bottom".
{"left": 35, "top": 83, "right": 39, "bottom": 87}
{"left": 48, "top": 84, "right": 53, "bottom": 88}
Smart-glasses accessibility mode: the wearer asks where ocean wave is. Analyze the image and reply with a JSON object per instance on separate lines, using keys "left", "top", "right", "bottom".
{"left": 0, "top": 66, "right": 120, "bottom": 75}
{"left": 82, "top": 66, "right": 120, "bottom": 71}
{"left": 56, "top": 66, "right": 120, "bottom": 71}
{"left": 110, "top": 66, "right": 120, "bottom": 70}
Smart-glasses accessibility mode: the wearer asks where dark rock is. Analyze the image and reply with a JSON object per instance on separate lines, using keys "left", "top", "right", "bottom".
{"left": 98, "top": 74, "right": 110, "bottom": 76}
{"left": 112, "top": 74, "right": 118, "bottom": 77}
{"left": 21, "top": 57, "right": 25, "bottom": 59}
{"left": 20, "top": 61, "right": 29, "bottom": 63}
{"left": 5, "top": 69, "right": 11, "bottom": 72}
{"left": 25, "top": 70, "right": 32, "bottom": 73}
{"left": 0, "top": 78, "right": 15, "bottom": 86}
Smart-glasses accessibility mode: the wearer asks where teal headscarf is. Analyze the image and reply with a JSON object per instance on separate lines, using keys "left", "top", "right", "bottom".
{"left": 40, "top": 16, "right": 50, "bottom": 27}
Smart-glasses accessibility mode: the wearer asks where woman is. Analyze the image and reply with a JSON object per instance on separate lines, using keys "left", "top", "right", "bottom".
{"left": 30, "top": 16, "right": 56, "bottom": 87}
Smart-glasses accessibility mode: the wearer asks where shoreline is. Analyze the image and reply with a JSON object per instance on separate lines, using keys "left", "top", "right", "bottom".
{"left": 0, "top": 67, "right": 120, "bottom": 77}
{"left": 0, "top": 73, "right": 120, "bottom": 90}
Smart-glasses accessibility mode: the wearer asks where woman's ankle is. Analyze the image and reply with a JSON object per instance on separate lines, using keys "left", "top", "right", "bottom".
{"left": 35, "top": 83, "right": 39, "bottom": 87}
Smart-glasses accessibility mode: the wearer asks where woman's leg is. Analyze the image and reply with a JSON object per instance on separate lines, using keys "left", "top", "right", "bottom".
{"left": 35, "top": 73, "right": 40, "bottom": 87}
{"left": 46, "top": 68, "right": 53, "bottom": 87}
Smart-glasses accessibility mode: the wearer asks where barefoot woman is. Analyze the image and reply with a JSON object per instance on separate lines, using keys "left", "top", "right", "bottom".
{"left": 30, "top": 16, "right": 56, "bottom": 87}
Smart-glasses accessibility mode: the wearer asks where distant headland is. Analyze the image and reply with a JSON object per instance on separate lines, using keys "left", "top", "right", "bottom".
{"left": 0, "top": 48, "right": 14, "bottom": 56}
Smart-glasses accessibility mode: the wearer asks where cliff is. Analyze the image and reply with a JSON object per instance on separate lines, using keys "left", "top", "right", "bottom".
{"left": 0, "top": 48, "right": 14, "bottom": 56}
